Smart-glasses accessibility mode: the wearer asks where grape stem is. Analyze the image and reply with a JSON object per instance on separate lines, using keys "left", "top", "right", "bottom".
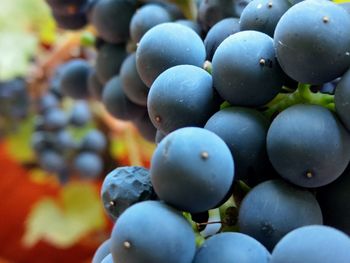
{"left": 263, "top": 83, "right": 335, "bottom": 119}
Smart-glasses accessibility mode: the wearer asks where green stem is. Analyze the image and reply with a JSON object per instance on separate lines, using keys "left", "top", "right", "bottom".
{"left": 263, "top": 83, "right": 335, "bottom": 120}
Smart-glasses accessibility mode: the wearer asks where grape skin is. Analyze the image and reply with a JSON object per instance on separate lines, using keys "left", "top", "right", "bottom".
{"left": 136, "top": 23, "right": 206, "bottom": 87}
{"left": 150, "top": 127, "right": 234, "bottom": 213}
{"left": 271, "top": 225, "right": 350, "bottom": 263}
{"left": 110, "top": 201, "right": 196, "bottom": 263}
{"left": 238, "top": 179, "right": 323, "bottom": 251}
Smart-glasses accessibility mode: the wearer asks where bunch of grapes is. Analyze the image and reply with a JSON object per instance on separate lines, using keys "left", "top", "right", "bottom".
{"left": 44, "top": 0, "right": 350, "bottom": 262}
{"left": 31, "top": 63, "right": 107, "bottom": 182}
{"left": 0, "top": 77, "right": 29, "bottom": 136}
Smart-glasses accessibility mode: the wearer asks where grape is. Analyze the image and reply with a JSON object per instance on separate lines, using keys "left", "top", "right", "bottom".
{"left": 95, "top": 43, "right": 127, "bottom": 84}
{"left": 239, "top": 0, "right": 291, "bottom": 37}
{"left": 59, "top": 59, "right": 91, "bottom": 99}
{"left": 339, "top": 2, "right": 350, "bottom": 14}
{"left": 212, "top": 30, "right": 284, "bottom": 106}
{"left": 102, "top": 76, "right": 145, "bottom": 121}
{"left": 204, "top": 106, "right": 270, "bottom": 183}
{"left": 120, "top": 53, "right": 149, "bottom": 107}
{"left": 150, "top": 127, "right": 234, "bottom": 213}
{"left": 175, "top": 19, "right": 202, "bottom": 36}
{"left": 132, "top": 111, "right": 157, "bottom": 142}
{"left": 69, "top": 101, "right": 91, "bottom": 127}
{"left": 110, "top": 201, "right": 196, "bottom": 263}
{"left": 238, "top": 180, "right": 323, "bottom": 251}
{"left": 197, "top": 0, "right": 236, "bottom": 32}
{"left": 91, "top": 0, "right": 136, "bottom": 43}
{"left": 136, "top": 23, "right": 206, "bottom": 87}
{"left": 43, "top": 108, "right": 68, "bottom": 131}
{"left": 100, "top": 254, "right": 113, "bottom": 263}
{"left": 204, "top": 17, "right": 240, "bottom": 61}
{"left": 36, "top": 93, "right": 59, "bottom": 114}
{"left": 266, "top": 104, "right": 350, "bottom": 188}
{"left": 74, "top": 152, "right": 103, "bottom": 179}
{"left": 147, "top": 65, "right": 215, "bottom": 134}
{"left": 39, "top": 150, "right": 66, "bottom": 173}
{"left": 92, "top": 239, "right": 111, "bottom": 263}
{"left": 270, "top": 225, "right": 350, "bottom": 263}
{"left": 129, "top": 4, "right": 172, "bottom": 43}
{"left": 80, "top": 129, "right": 107, "bottom": 153}
{"left": 52, "top": 11, "right": 88, "bottom": 30}
{"left": 57, "top": 130, "right": 77, "bottom": 151}
{"left": 158, "top": 2, "right": 185, "bottom": 20}
{"left": 31, "top": 131, "right": 53, "bottom": 154}
{"left": 155, "top": 129, "right": 166, "bottom": 144}
{"left": 193, "top": 232, "right": 271, "bottom": 263}
{"left": 234, "top": 0, "right": 254, "bottom": 16}
{"left": 101, "top": 166, "right": 156, "bottom": 221}
{"left": 0, "top": 77, "right": 29, "bottom": 120}
{"left": 335, "top": 68, "right": 350, "bottom": 131}
{"left": 317, "top": 165, "right": 350, "bottom": 235}
{"left": 88, "top": 69, "right": 104, "bottom": 100}
{"left": 46, "top": 0, "right": 87, "bottom": 14}
{"left": 274, "top": 0, "right": 350, "bottom": 84}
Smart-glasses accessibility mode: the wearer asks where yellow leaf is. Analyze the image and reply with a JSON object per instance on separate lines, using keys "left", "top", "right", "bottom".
{"left": 23, "top": 182, "right": 107, "bottom": 248}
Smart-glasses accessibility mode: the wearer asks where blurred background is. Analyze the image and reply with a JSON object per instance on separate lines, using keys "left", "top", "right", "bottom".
{"left": 0, "top": 1, "right": 155, "bottom": 262}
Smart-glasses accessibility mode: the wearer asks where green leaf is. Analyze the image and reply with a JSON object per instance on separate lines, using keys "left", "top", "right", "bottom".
{"left": 23, "top": 182, "right": 107, "bottom": 248}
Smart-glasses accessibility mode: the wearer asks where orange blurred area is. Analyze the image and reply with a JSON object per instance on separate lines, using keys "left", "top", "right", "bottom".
{"left": 0, "top": 141, "right": 112, "bottom": 263}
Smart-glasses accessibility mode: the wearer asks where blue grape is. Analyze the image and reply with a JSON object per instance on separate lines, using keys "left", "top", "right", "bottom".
{"left": 69, "top": 101, "right": 91, "bottom": 127}
{"left": 204, "top": 18, "right": 240, "bottom": 61}
{"left": 238, "top": 179, "right": 323, "bottom": 251}
{"left": 52, "top": 10, "right": 88, "bottom": 30}
{"left": 102, "top": 76, "right": 145, "bottom": 121}
{"left": 120, "top": 53, "right": 149, "bottom": 106}
{"left": 234, "top": 0, "right": 254, "bottom": 16}
{"left": 335, "top": 68, "right": 350, "bottom": 131}
{"left": 197, "top": 0, "right": 236, "bottom": 32}
{"left": 267, "top": 104, "right": 350, "bottom": 188}
{"left": 101, "top": 166, "right": 155, "bottom": 221}
{"left": 59, "top": 59, "right": 91, "bottom": 99}
{"left": 147, "top": 65, "right": 215, "bottom": 134}
{"left": 91, "top": 0, "right": 136, "bottom": 43}
{"left": 95, "top": 43, "right": 127, "bottom": 84}
{"left": 204, "top": 106, "right": 270, "bottom": 183}
{"left": 212, "top": 30, "right": 284, "bottom": 106}
{"left": 74, "top": 152, "right": 103, "bottom": 179}
{"left": 132, "top": 111, "right": 157, "bottom": 142}
{"left": 175, "top": 19, "right": 202, "bottom": 36}
{"left": 100, "top": 254, "right": 113, "bottom": 263}
{"left": 39, "top": 150, "right": 66, "bottom": 173}
{"left": 88, "top": 69, "right": 104, "bottom": 100}
{"left": 80, "top": 129, "right": 107, "bottom": 153}
{"left": 271, "top": 225, "right": 350, "bottom": 263}
{"left": 36, "top": 93, "right": 59, "bottom": 114}
{"left": 317, "top": 165, "right": 350, "bottom": 235}
{"left": 43, "top": 108, "right": 68, "bottom": 131}
{"left": 136, "top": 22, "right": 206, "bottom": 87}
{"left": 92, "top": 239, "right": 111, "bottom": 263}
{"left": 46, "top": 0, "right": 87, "bottom": 14}
{"left": 155, "top": 129, "right": 166, "bottom": 144}
{"left": 110, "top": 201, "right": 196, "bottom": 263}
{"left": 193, "top": 232, "right": 271, "bottom": 263}
{"left": 130, "top": 4, "right": 172, "bottom": 43}
{"left": 239, "top": 0, "right": 291, "bottom": 37}
{"left": 274, "top": 0, "right": 350, "bottom": 84}
{"left": 151, "top": 127, "right": 234, "bottom": 213}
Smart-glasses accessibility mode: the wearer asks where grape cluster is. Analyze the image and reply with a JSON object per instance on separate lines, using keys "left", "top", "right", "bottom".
{"left": 0, "top": 78, "right": 29, "bottom": 136}
{"left": 45, "top": 0, "right": 350, "bottom": 262}
{"left": 31, "top": 64, "right": 107, "bottom": 182}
